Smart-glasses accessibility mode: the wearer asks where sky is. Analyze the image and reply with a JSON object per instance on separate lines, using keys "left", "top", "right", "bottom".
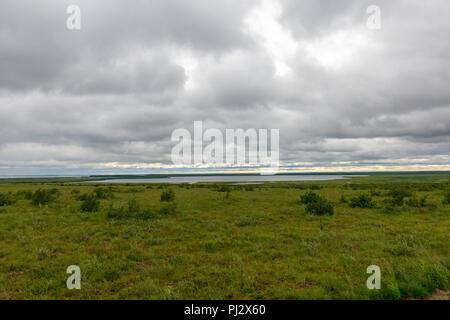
{"left": 0, "top": 0, "right": 449, "bottom": 175}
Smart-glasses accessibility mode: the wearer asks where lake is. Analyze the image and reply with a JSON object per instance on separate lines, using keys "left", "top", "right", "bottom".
{"left": 86, "top": 174, "right": 364, "bottom": 184}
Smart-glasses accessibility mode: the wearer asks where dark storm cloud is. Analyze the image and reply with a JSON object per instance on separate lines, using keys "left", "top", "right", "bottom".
{"left": 0, "top": 0, "right": 449, "bottom": 173}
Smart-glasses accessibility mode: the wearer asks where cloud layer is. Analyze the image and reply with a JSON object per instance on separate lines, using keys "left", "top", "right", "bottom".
{"left": 1, "top": 0, "right": 449, "bottom": 174}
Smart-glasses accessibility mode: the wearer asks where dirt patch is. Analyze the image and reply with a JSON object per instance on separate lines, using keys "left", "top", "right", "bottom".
{"left": 424, "top": 289, "right": 449, "bottom": 300}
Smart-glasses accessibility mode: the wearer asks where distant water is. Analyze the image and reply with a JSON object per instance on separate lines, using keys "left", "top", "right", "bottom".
{"left": 0, "top": 175, "right": 81, "bottom": 178}
{"left": 86, "top": 174, "right": 364, "bottom": 184}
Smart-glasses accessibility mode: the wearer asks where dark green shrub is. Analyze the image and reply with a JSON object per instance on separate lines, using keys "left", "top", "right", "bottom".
{"left": 425, "top": 265, "right": 449, "bottom": 291}
{"left": 15, "top": 190, "right": 33, "bottom": 200}
{"left": 159, "top": 202, "right": 177, "bottom": 215}
{"left": 382, "top": 204, "right": 396, "bottom": 214}
{"left": 387, "top": 188, "right": 412, "bottom": 206}
{"left": 380, "top": 283, "right": 402, "bottom": 300}
{"left": 339, "top": 195, "right": 347, "bottom": 203}
{"left": 370, "top": 189, "right": 381, "bottom": 196}
{"left": 107, "top": 199, "right": 155, "bottom": 220}
{"left": 93, "top": 187, "right": 113, "bottom": 199}
{"left": 419, "top": 195, "right": 428, "bottom": 208}
{"left": 406, "top": 195, "right": 427, "bottom": 208}
{"left": 443, "top": 191, "right": 450, "bottom": 205}
{"left": 31, "top": 189, "right": 57, "bottom": 206}
{"left": 0, "top": 193, "right": 16, "bottom": 206}
{"left": 80, "top": 194, "right": 100, "bottom": 212}
{"left": 76, "top": 193, "right": 89, "bottom": 201}
{"left": 349, "top": 194, "right": 375, "bottom": 208}
{"left": 160, "top": 189, "right": 175, "bottom": 202}
{"left": 107, "top": 204, "right": 130, "bottom": 219}
{"left": 214, "top": 185, "right": 231, "bottom": 192}
{"left": 305, "top": 198, "right": 334, "bottom": 216}
{"left": 300, "top": 191, "right": 321, "bottom": 205}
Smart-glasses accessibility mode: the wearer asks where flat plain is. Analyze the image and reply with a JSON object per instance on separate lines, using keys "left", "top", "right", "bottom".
{"left": 0, "top": 173, "right": 448, "bottom": 299}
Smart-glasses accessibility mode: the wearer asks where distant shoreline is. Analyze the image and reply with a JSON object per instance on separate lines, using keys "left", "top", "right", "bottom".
{"left": 2, "top": 170, "right": 450, "bottom": 179}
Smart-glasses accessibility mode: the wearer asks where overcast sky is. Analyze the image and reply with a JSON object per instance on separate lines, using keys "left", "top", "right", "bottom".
{"left": 1, "top": 0, "right": 449, "bottom": 175}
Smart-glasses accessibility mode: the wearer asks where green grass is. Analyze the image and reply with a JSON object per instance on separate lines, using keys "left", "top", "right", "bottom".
{"left": 0, "top": 175, "right": 448, "bottom": 299}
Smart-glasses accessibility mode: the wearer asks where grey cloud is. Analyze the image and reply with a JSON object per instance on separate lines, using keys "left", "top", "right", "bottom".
{"left": 0, "top": 0, "right": 256, "bottom": 92}
{"left": 0, "top": 0, "right": 449, "bottom": 173}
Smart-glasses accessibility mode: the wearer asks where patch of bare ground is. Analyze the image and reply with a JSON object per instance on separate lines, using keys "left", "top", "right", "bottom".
{"left": 424, "top": 289, "right": 449, "bottom": 300}
{"left": 407, "top": 288, "right": 449, "bottom": 300}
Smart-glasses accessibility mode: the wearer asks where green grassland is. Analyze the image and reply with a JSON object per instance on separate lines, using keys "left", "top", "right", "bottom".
{"left": 0, "top": 174, "right": 449, "bottom": 299}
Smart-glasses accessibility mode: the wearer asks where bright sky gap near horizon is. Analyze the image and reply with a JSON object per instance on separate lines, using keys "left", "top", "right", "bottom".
{"left": 0, "top": 0, "right": 449, "bottom": 175}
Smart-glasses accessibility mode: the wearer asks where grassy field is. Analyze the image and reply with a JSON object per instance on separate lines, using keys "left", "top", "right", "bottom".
{"left": 0, "top": 174, "right": 449, "bottom": 299}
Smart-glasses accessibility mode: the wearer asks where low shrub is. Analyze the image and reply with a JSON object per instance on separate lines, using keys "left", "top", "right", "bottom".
{"left": 93, "top": 187, "right": 113, "bottom": 199}
{"left": 159, "top": 202, "right": 177, "bottom": 215}
{"left": 443, "top": 191, "right": 450, "bottom": 205}
{"left": 382, "top": 204, "right": 396, "bottom": 214}
{"left": 300, "top": 191, "right": 321, "bottom": 205}
{"left": 349, "top": 194, "right": 375, "bottom": 208}
{"left": 350, "top": 194, "right": 375, "bottom": 208}
{"left": 160, "top": 189, "right": 175, "bottom": 202}
{"left": 300, "top": 191, "right": 334, "bottom": 215}
{"left": 387, "top": 188, "right": 412, "bottom": 206}
{"left": 213, "top": 185, "right": 232, "bottom": 192}
{"left": 370, "top": 189, "right": 382, "bottom": 196}
{"left": 406, "top": 195, "right": 427, "bottom": 208}
{"left": 80, "top": 194, "right": 100, "bottom": 212}
{"left": 0, "top": 193, "right": 16, "bottom": 206}
{"left": 15, "top": 190, "right": 33, "bottom": 200}
{"left": 107, "top": 199, "right": 155, "bottom": 220}
{"left": 305, "top": 198, "right": 334, "bottom": 216}
{"left": 31, "top": 189, "right": 58, "bottom": 206}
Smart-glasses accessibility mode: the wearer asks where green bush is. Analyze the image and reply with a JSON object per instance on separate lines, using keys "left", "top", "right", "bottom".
{"left": 443, "top": 191, "right": 450, "bottom": 205}
{"left": 349, "top": 194, "right": 375, "bottom": 208}
{"left": 406, "top": 195, "right": 427, "bottom": 208}
{"left": 425, "top": 264, "right": 449, "bottom": 291}
{"left": 382, "top": 204, "right": 396, "bottom": 214}
{"left": 80, "top": 194, "right": 100, "bottom": 212}
{"left": 159, "top": 202, "right": 177, "bottom": 215}
{"left": 299, "top": 191, "right": 334, "bottom": 215}
{"left": 305, "top": 198, "right": 334, "bottom": 216}
{"left": 93, "top": 187, "right": 113, "bottom": 199}
{"left": 15, "top": 190, "right": 33, "bottom": 200}
{"left": 76, "top": 193, "right": 89, "bottom": 201}
{"left": 213, "top": 185, "right": 232, "bottom": 192}
{"left": 31, "top": 189, "right": 58, "bottom": 206}
{"left": 107, "top": 204, "right": 130, "bottom": 219}
{"left": 300, "top": 191, "right": 321, "bottom": 205}
{"left": 160, "top": 189, "right": 175, "bottom": 202}
{"left": 387, "top": 188, "right": 411, "bottom": 206}
{"left": 370, "top": 189, "right": 381, "bottom": 196}
{"left": 0, "top": 193, "right": 16, "bottom": 206}
{"left": 107, "top": 199, "right": 155, "bottom": 220}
